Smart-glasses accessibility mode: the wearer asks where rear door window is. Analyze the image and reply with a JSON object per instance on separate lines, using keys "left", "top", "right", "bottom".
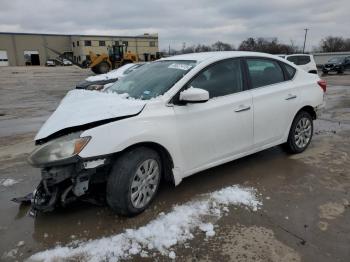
{"left": 246, "top": 58, "right": 285, "bottom": 88}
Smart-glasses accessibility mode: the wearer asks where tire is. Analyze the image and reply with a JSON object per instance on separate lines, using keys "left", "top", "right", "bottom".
{"left": 97, "top": 62, "right": 110, "bottom": 74}
{"left": 284, "top": 111, "right": 313, "bottom": 154}
{"left": 91, "top": 66, "right": 99, "bottom": 74}
{"left": 106, "top": 147, "right": 162, "bottom": 216}
{"left": 337, "top": 67, "right": 344, "bottom": 74}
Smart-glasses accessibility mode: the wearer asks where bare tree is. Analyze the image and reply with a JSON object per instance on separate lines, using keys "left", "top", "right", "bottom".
{"left": 211, "top": 41, "right": 235, "bottom": 51}
{"left": 194, "top": 44, "right": 212, "bottom": 52}
{"left": 320, "top": 36, "right": 350, "bottom": 52}
{"left": 238, "top": 37, "right": 297, "bottom": 54}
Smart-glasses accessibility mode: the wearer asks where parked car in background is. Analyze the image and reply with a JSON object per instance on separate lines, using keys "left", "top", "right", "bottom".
{"left": 322, "top": 56, "right": 350, "bottom": 74}
{"left": 76, "top": 63, "right": 145, "bottom": 90}
{"left": 45, "top": 59, "right": 56, "bottom": 67}
{"left": 28, "top": 52, "right": 325, "bottom": 216}
{"left": 283, "top": 54, "right": 318, "bottom": 74}
{"left": 62, "top": 59, "right": 73, "bottom": 66}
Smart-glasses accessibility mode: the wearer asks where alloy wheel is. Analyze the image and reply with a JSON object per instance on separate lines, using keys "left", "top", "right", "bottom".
{"left": 130, "top": 159, "right": 160, "bottom": 209}
{"left": 294, "top": 117, "right": 312, "bottom": 148}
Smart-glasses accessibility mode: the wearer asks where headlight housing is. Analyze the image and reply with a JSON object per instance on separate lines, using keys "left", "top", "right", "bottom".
{"left": 28, "top": 134, "right": 91, "bottom": 167}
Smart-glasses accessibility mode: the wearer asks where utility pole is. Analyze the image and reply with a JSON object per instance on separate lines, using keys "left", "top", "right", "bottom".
{"left": 303, "top": 28, "right": 309, "bottom": 53}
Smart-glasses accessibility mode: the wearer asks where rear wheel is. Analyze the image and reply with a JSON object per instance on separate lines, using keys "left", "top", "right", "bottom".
{"left": 284, "top": 111, "right": 313, "bottom": 154}
{"left": 106, "top": 147, "right": 161, "bottom": 216}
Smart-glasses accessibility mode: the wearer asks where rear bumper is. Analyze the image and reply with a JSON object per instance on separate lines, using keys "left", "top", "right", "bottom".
{"left": 315, "top": 103, "right": 325, "bottom": 119}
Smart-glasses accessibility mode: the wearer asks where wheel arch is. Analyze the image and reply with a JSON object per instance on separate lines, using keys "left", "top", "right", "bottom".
{"left": 296, "top": 105, "right": 317, "bottom": 120}
{"left": 284, "top": 105, "right": 317, "bottom": 142}
{"left": 113, "top": 142, "right": 176, "bottom": 185}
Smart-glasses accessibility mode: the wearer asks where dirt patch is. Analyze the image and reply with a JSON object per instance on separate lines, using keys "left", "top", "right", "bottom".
{"left": 318, "top": 221, "right": 328, "bottom": 231}
{"left": 220, "top": 225, "right": 301, "bottom": 262}
{"left": 319, "top": 202, "right": 346, "bottom": 220}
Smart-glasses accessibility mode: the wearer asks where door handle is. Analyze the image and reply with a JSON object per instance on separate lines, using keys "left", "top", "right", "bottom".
{"left": 285, "top": 94, "right": 297, "bottom": 100}
{"left": 234, "top": 105, "right": 251, "bottom": 112}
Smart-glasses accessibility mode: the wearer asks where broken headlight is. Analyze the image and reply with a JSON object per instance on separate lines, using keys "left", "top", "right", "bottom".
{"left": 28, "top": 134, "right": 91, "bottom": 167}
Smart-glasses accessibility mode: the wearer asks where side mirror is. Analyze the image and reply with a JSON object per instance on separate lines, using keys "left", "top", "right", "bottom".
{"left": 179, "top": 87, "right": 209, "bottom": 103}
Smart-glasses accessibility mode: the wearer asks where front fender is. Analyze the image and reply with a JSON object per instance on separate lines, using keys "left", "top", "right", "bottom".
{"left": 78, "top": 110, "right": 184, "bottom": 183}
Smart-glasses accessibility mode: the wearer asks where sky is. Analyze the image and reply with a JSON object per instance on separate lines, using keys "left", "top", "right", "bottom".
{"left": 0, "top": 0, "right": 349, "bottom": 51}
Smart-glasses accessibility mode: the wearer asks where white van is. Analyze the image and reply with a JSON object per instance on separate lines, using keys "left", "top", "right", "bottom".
{"left": 283, "top": 54, "right": 318, "bottom": 74}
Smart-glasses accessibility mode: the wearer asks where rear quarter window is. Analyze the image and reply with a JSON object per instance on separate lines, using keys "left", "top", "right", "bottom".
{"left": 283, "top": 63, "right": 296, "bottom": 79}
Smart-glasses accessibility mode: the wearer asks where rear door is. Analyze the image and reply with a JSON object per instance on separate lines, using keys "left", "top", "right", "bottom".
{"left": 245, "top": 58, "right": 300, "bottom": 147}
{"left": 173, "top": 58, "right": 253, "bottom": 173}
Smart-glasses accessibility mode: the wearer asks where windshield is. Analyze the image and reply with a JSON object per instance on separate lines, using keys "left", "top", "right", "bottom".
{"left": 328, "top": 57, "right": 343, "bottom": 63}
{"left": 105, "top": 60, "right": 196, "bottom": 100}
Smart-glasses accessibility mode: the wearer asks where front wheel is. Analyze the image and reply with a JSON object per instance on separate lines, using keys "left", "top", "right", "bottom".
{"left": 284, "top": 111, "right": 313, "bottom": 154}
{"left": 97, "top": 61, "right": 110, "bottom": 74}
{"left": 106, "top": 147, "right": 162, "bottom": 216}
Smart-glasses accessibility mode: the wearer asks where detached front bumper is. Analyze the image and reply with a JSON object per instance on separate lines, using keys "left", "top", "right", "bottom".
{"left": 28, "top": 156, "right": 111, "bottom": 215}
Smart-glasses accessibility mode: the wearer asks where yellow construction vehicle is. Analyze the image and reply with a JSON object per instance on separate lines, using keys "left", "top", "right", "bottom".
{"left": 89, "top": 44, "right": 139, "bottom": 74}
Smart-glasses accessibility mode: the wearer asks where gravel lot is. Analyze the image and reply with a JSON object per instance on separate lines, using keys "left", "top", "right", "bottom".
{"left": 0, "top": 66, "right": 349, "bottom": 261}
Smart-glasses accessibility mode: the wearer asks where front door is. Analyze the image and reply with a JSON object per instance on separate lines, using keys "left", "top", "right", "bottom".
{"left": 173, "top": 58, "right": 253, "bottom": 174}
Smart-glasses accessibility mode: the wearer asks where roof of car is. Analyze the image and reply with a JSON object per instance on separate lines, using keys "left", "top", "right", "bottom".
{"left": 160, "top": 51, "right": 283, "bottom": 63}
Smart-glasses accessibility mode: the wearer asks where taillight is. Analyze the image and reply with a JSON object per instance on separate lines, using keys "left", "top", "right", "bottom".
{"left": 317, "top": 79, "right": 327, "bottom": 93}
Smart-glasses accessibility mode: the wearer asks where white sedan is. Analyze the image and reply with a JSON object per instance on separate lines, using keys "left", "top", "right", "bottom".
{"left": 76, "top": 63, "right": 144, "bottom": 90}
{"left": 28, "top": 51, "right": 326, "bottom": 216}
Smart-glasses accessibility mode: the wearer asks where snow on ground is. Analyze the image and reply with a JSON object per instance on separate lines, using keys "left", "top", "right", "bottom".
{"left": 28, "top": 185, "right": 261, "bottom": 262}
{"left": 0, "top": 178, "right": 19, "bottom": 187}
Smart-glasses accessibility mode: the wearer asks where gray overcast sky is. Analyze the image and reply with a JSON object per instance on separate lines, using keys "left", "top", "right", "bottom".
{"left": 0, "top": 0, "right": 349, "bottom": 51}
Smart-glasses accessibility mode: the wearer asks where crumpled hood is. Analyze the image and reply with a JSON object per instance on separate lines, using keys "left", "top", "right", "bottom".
{"left": 35, "top": 90, "right": 146, "bottom": 141}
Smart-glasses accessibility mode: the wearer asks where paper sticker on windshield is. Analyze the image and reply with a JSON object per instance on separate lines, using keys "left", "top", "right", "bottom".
{"left": 168, "top": 63, "right": 193, "bottom": 71}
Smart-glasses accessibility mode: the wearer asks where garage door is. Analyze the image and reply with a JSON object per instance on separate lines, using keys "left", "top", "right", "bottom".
{"left": 0, "top": 50, "right": 9, "bottom": 66}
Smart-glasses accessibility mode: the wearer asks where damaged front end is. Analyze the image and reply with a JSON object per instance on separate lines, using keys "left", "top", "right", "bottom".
{"left": 23, "top": 132, "right": 110, "bottom": 216}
